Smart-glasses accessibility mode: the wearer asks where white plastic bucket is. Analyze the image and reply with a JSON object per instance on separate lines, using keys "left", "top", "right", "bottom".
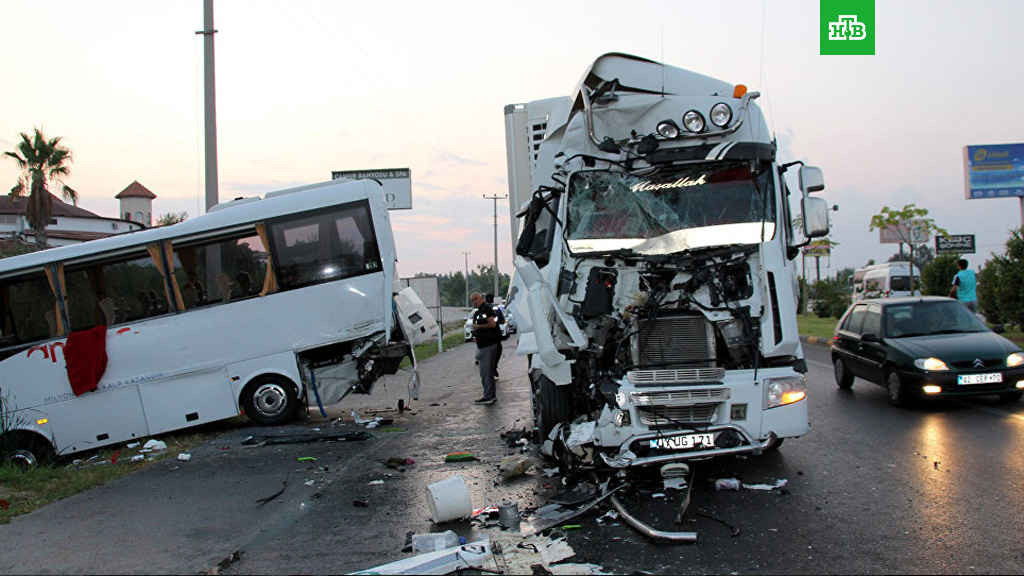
{"left": 425, "top": 475, "right": 473, "bottom": 523}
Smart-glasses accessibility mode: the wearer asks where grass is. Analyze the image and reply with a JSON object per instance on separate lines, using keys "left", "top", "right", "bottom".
{"left": 796, "top": 312, "right": 1024, "bottom": 347}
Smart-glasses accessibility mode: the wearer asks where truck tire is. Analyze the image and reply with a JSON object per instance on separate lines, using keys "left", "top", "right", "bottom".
{"left": 532, "top": 375, "right": 573, "bottom": 443}
{"left": 241, "top": 375, "right": 300, "bottom": 426}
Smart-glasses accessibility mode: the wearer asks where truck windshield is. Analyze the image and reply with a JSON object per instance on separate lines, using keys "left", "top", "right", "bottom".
{"left": 565, "top": 163, "right": 776, "bottom": 254}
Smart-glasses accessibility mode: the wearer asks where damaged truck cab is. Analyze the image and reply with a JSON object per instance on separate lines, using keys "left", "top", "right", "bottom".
{"left": 503, "top": 53, "right": 830, "bottom": 469}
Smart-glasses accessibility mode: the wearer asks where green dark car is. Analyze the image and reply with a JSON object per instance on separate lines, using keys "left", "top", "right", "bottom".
{"left": 831, "top": 296, "right": 1024, "bottom": 406}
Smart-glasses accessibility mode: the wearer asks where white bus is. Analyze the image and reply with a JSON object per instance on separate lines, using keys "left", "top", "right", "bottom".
{"left": 0, "top": 179, "right": 437, "bottom": 465}
{"left": 852, "top": 262, "right": 921, "bottom": 300}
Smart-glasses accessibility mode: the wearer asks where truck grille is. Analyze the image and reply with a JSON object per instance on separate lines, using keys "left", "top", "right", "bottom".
{"left": 637, "top": 404, "right": 720, "bottom": 426}
{"left": 627, "top": 368, "right": 725, "bottom": 387}
{"left": 633, "top": 315, "right": 716, "bottom": 367}
{"left": 630, "top": 388, "right": 729, "bottom": 426}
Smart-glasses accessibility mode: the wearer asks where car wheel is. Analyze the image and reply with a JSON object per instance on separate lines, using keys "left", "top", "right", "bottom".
{"left": 241, "top": 375, "right": 300, "bottom": 426}
{"left": 998, "top": 390, "right": 1023, "bottom": 402}
{"left": 887, "top": 371, "right": 910, "bottom": 407}
{"left": 833, "top": 357, "right": 854, "bottom": 389}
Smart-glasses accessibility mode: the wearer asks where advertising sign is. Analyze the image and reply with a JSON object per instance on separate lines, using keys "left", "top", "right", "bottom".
{"left": 935, "top": 234, "right": 976, "bottom": 254}
{"left": 963, "top": 144, "right": 1024, "bottom": 199}
{"left": 879, "top": 220, "right": 930, "bottom": 244}
{"left": 803, "top": 240, "right": 831, "bottom": 257}
{"left": 332, "top": 168, "right": 412, "bottom": 210}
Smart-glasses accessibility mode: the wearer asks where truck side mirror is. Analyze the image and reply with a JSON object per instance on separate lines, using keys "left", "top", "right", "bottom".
{"left": 799, "top": 166, "right": 824, "bottom": 194}
{"left": 801, "top": 197, "right": 830, "bottom": 238}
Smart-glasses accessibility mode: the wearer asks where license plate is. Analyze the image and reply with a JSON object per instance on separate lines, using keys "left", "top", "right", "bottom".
{"left": 958, "top": 373, "right": 1003, "bottom": 385}
{"left": 650, "top": 433, "right": 716, "bottom": 450}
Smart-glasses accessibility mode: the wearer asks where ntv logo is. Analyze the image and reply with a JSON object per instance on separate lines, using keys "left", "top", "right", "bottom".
{"left": 828, "top": 15, "right": 867, "bottom": 40}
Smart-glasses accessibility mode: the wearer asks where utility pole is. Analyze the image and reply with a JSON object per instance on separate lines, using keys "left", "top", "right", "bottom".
{"left": 197, "top": 0, "right": 219, "bottom": 211}
{"left": 462, "top": 251, "right": 471, "bottom": 307}
{"left": 483, "top": 194, "right": 507, "bottom": 300}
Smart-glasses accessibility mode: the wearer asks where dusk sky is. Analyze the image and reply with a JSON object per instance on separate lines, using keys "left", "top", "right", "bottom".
{"left": 4, "top": 1, "right": 1024, "bottom": 280}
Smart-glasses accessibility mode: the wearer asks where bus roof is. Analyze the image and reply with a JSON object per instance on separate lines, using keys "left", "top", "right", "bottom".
{"left": 0, "top": 179, "right": 383, "bottom": 275}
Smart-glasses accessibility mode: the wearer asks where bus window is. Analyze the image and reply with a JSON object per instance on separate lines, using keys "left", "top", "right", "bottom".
{"left": 267, "top": 202, "right": 381, "bottom": 290}
{"left": 64, "top": 251, "right": 169, "bottom": 330}
{"left": 0, "top": 271, "right": 55, "bottom": 348}
{"left": 170, "top": 229, "right": 268, "bottom": 308}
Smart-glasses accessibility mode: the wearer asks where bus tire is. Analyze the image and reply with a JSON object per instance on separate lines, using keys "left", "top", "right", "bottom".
{"left": 241, "top": 375, "right": 300, "bottom": 426}
{"left": 533, "top": 375, "right": 572, "bottom": 443}
{"left": 1, "top": 432, "right": 56, "bottom": 468}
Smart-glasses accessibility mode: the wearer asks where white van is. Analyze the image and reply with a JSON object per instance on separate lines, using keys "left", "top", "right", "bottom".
{"left": 853, "top": 263, "right": 921, "bottom": 300}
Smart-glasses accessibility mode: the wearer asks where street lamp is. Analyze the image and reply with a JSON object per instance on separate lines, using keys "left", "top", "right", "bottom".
{"left": 483, "top": 194, "right": 507, "bottom": 300}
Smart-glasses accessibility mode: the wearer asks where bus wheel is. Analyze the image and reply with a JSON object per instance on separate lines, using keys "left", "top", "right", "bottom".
{"left": 1, "top": 433, "right": 56, "bottom": 468}
{"left": 242, "top": 376, "right": 299, "bottom": 426}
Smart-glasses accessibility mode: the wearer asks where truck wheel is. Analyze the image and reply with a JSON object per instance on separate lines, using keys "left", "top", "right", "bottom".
{"left": 532, "top": 375, "right": 572, "bottom": 443}
{"left": 887, "top": 371, "right": 910, "bottom": 408}
{"left": 241, "top": 375, "right": 300, "bottom": 426}
{"left": 833, "top": 357, "right": 854, "bottom": 389}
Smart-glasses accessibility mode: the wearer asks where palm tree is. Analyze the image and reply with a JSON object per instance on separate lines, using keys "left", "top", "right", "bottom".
{"left": 3, "top": 128, "right": 78, "bottom": 247}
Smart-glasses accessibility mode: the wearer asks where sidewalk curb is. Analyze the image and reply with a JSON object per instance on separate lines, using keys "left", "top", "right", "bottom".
{"left": 800, "top": 334, "right": 833, "bottom": 347}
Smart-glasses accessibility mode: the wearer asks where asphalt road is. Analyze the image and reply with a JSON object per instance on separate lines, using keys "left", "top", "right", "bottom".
{"left": 1, "top": 339, "right": 1023, "bottom": 575}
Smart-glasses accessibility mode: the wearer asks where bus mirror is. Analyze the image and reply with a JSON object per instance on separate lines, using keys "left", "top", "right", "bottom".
{"left": 799, "top": 166, "right": 825, "bottom": 194}
{"left": 801, "top": 197, "right": 830, "bottom": 238}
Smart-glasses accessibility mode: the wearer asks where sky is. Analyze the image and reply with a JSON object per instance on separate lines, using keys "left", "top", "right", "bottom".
{"left": 3, "top": 1, "right": 1024, "bottom": 281}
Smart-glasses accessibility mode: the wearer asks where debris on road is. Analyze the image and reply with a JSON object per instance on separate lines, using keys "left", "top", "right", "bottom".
{"left": 240, "top": 430, "right": 371, "bottom": 446}
{"left": 443, "top": 451, "right": 477, "bottom": 462}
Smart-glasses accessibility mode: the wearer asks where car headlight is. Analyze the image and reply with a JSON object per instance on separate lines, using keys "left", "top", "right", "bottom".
{"left": 765, "top": 376, "right": 807, "bottom": 409}
{"left": 1007, "top": 352, "right": 1024, "bottom": 368}
{"left": 914, "top": 357, "right": 950, "bottom": 371}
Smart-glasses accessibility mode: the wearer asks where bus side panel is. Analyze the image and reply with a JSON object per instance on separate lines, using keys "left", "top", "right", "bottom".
{"left": 227, "top": 352, "right": 303, "bottom": 404}
{"left": 137, "top": 367, "right": 237, "bottom": 435}
{"left": 45, "top": 387, "right": 149, "bottom": 456}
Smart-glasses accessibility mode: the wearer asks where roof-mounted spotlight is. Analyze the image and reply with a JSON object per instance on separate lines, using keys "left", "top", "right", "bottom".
{"left": 682, "top": 110, "right": 705, "bottom": 133}
{"left": 637, "top": 135, "right": 659, "bottom": 155}
{"left": 656, "top": 119, "right": 680, "bottom": 139}
{"left": 710, "top": 103, "right": 732, "bottom": 127}
{"left": 598, "top": 137, "right": 621, "bottom": 153}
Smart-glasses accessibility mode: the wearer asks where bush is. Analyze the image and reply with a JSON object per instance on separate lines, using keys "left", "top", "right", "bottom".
{"left": 808, "top": 278, "right": 851, "bottom": 319}
{"left": 921, "top": 254, "right": 959, "bottom": 296}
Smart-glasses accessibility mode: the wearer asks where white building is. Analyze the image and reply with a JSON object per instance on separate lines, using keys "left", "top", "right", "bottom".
{"left": 0, "top": 181, "right": 155, "bottom": 247}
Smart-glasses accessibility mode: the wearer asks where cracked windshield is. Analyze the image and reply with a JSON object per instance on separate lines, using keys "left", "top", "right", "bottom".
{"left": 566, "top": 163, "right": 776, "bottom": 254}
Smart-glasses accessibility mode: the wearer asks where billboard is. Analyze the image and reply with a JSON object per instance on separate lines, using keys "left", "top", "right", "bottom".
{"left": 963, "top": 143, "right": 1024, "bottom": 199}
{"left": 879, "top": 220, "right": 930, "bottom": 244}
{"left": 935, "top": 234, "right": 976, "bottom": 254}
{"left": 332, "top": 168, "right": 412, "bottom": 210}
{"left": 803, "top": 240, "right": 831, "bottom": 257}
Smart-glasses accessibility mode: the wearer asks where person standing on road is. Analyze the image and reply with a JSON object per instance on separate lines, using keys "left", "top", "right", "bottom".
{"left": 470, "top": 292, "right": 500, "bottom": 405}
{"left": 948, "top": 258, "right": 978, "bottom": 313}
{"left": 486, "top": 293, "right": 504, "bottom": 379}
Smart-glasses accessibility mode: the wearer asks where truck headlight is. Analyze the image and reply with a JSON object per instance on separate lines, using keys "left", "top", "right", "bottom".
{"left": 765, "top": 376, "right": 807, "bottom": 409}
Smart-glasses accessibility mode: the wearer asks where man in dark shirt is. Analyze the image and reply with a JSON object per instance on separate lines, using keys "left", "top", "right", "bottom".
{"left": 470, "top": 292, "right": 500, "bottom": 405}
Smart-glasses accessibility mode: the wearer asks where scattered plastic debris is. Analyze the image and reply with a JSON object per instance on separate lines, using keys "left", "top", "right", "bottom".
{"left": 714, "top": 478, "right": 742, "bottom": 491}
{"left": 444, "top": 452, "right": 477, "bottom": 462}
{"left": 368, "top": 479, "right": 385, "bottom": 486}
{"left": 741, "top": 479, "right": 788, "bottom": 491}
{"left": 499, "top": 455, "right": 534, "bottom": 480}
{"left": 141, "top": 439, "right": 167, "bottom": 452}
{"left": 176, "top": 453, "right": 191, "bottom": 462}
{"left": 297, "top": 456, "right": 317, "bottom": 463}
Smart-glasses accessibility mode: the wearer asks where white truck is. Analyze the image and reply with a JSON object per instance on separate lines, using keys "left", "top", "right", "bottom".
{"left": 503, "top": 53, "right": 831, "bottom": 470}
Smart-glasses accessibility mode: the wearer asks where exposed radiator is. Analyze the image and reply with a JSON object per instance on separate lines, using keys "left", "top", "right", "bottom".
{"left": 632, "top": 314, "right": 716, "bottom": 367}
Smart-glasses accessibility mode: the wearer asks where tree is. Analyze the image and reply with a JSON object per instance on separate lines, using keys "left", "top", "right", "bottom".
{"left": 2, "top": 128, "right": 78, "bottom": 247}
{"left": 869, "top": 204, "right": 947, "bottom": 296}
{"left": 156, "top": 212, "right": 189, "bottom": 227}
{"left": 988, "top": 227, "right": 1024, "bottom": 328}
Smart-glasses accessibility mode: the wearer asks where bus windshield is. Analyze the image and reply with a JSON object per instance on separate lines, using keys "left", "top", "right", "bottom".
{"left": 565, "top": 162, "right": 776, "bottom": 254}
